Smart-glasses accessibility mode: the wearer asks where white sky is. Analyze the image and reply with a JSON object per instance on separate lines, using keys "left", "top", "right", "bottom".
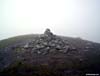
{"left": 0, "top": 0, "right": 100, "bottom": 43}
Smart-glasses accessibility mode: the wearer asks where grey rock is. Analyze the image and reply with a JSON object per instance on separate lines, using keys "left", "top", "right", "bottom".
{"left": 44, "top": 28, "right": 53, "bottom": 37}
{"left": 56, "top": 45, "right": 62, "bottom": 50}
{"left": 23, "top": 43, "right": 29, "bottom": 48}
{"left": 12, "top": 28, "right": 75, "bottom": 55}
{"left": 63, "top": 46, "right": 70, "bottom": 50}
{"left": 45, "top": 47, "right": 50, "bottom": 50}
{"left": 35, "top": 45, "right": 41, "bottom": 48}
{"left": 37, "top": 50, "right": 41, "bottom": 54}
{"left": 43, "top": 42, "right": 48, "bottom": 45}
{"left": 49, "top": 43, "right": 56, "bottom": 47}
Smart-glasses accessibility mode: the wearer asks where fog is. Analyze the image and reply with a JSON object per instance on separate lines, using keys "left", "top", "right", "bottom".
{"left": 0, "top": 0, "right": 100, "bottom": 43}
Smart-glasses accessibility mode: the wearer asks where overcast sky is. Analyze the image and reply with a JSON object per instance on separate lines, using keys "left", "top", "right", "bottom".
{"left": 0, "top": 0, "right": 100, "bottom": 43}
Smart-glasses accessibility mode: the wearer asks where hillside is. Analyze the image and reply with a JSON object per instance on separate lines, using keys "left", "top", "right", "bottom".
{"left": 0, "top": 29, "right": 100, "bottom": 76}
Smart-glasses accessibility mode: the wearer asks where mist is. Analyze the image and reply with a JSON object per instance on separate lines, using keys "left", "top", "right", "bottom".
{"left": 0, "top": 0, "right": 100, "bottom": 43}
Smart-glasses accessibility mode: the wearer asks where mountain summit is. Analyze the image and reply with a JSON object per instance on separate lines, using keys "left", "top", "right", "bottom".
{"left": 0, "top": 29, "right": 100, "bottom": 76}
{"left": 15, "top": 28, "right": 76, "bottom": 56}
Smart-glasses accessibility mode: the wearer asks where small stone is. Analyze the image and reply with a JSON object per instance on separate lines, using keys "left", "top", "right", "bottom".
{"left": 35, "top": 45, "right": 41, "bottom": 48}
{"left": 63, "top": 50, "right": 68, "bottom": 53}
{"left": 37, "top": 51, "right": 41, "bottom": 54}
{"left": 71, "top": 47, "right": 77, "bottom": 51}
{"left": 63, "top": 46, "right": 70, "bottom": 50}
{"left": 24, "top": 43, "right": 29, "bottom": 48}
{"left": 54, "top": 40, "right": 58, "bottom": 43}
{"left": 85, "top": 46, "right": 90, "bottom": 49}
{"left": 56, "top": 45, "right": 61, "bottom": 50}
{"left": 40, "top": 38, "right": 42, "bottom": 41}
{"left": 50, "top": 43, "right": 56, "bottom": 47}
{"left": 42, "top": 51, "right": 48, "bottom": 55}
{"left": 49, "top": 49, "right": 55, "bottom": 53}
{"left": 45, "top": 47, "right": 50, "bottom": 50}
{"left": 43, "top": 42, "right": 48, "bottom": 45}
{"left": 59, "top": 50, "right": 63, "bottom": 52}
{"left": 40, "top": 45, "right": 45, "bottom": 48}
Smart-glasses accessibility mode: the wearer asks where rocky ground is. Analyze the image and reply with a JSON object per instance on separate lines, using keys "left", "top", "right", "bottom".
{"left": 0, "top": 29, "right": 100, "bottom": 76}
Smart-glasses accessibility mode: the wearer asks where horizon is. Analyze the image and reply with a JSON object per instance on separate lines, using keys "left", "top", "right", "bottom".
{"left": 0, "top": 0, "right": 100, "bottom": 43}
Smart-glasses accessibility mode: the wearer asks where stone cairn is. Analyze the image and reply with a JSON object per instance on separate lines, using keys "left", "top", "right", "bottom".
{"left": 15, "top": 28, "right": 76, "bottom": 55}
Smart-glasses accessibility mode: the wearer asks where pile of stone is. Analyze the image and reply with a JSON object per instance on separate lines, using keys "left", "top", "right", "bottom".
{"left": 16, "top": 29, "right": 77, "bottom": 55}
